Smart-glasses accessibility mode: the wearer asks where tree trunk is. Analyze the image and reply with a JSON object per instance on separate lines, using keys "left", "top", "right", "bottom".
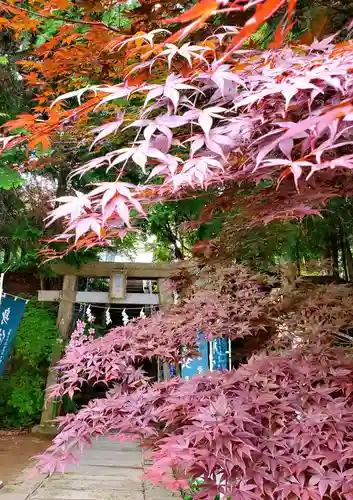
{"left": 339, "top": 225, "right": 349, "bottom": 280}
{"left": 295, "top": 238, "right": 301, "bottom": 276}
{"left": 341, "top": 227, "right": 353, "bottom": 281}
{"left": 48, "top": 166, "right": 70, "bottom": 237}
{"left": 345, "top": 242, "right": 353, "bottom": 282}
{"left": 330, "top": 229, "right": 340, "bottom": 278}
{"left": 2, "top": 245, "right": 10, "bottom": 268}
{"left": 56, "top": 166, "right": 70, "bottom": 199}
{"left": 174, "top": 245, "right": 184, "bottom": 260}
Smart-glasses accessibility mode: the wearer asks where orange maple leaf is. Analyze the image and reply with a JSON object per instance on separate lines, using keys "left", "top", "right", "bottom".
{"left": 28, "top": 134, "right": 51, "bottom": 152}
{"left": 26, "top": 71, "right": 44, "bottom": 85}
{"left": 50, "top": 0, "right": 70, "bottom": 9}
{"left": 3, "top": 114, "right": 37, "bottom": 131}
{"left": 160, "top": 0, "right": 219, "bottom": 25}
{"left": 269, "top": 0, "right": 297, "bottom": 48}
{"left": 164, "top": 18, "right": 207, "bottom": 45}
{"left": 33, "top": 106, "right": 48, "bottom": 113}
{"left": 219, "top": 0, "right": 287, "bottom": 64}
{"left": 16, "top": 60, "right": 43, "bottom": 70}
{"left": 0, "top": 17, "right": 9, "bottom": 27}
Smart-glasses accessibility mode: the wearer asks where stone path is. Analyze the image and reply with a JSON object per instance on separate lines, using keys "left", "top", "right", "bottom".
{"left": 0, "top": 437, "right": 182, "bottom": 500}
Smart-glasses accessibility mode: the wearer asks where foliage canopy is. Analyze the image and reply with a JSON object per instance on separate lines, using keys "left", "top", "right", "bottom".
{"left": 3, "top": 1, "right": 353, "bottom": 498}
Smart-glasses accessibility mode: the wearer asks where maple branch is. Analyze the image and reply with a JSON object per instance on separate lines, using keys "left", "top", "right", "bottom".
{"left": 0, "top": 1, "right": 121, "bottom": 33}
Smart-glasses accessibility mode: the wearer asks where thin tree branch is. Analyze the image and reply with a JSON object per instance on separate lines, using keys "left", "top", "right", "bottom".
{"left": 0, "top": 1, "right": 121, "bottom": 33}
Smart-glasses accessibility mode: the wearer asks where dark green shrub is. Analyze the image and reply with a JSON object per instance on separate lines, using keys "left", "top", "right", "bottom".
{"left": 0, "top": 298, "right": 59, "bottom": 428}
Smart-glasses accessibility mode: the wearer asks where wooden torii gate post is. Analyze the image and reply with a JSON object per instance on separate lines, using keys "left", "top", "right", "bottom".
{"left": 34, "top": 261, "right": 174, "bottom": 433}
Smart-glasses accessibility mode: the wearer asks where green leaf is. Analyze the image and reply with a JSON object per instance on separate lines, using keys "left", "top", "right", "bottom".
{"left": 0, "top": 166, "right": 23, "bottom": 190}
{"left": 0, "top": 299, "right": 59, "bottom": 428}
{"left": 35, "top": 19, "right": 63, "bottom": 47}
{"left": 0, "top": 55, "right": 9, "bottom": 65}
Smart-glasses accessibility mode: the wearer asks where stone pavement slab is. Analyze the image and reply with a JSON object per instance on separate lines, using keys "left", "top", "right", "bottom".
{"left": 145, "top": 487, "right": 183, "bottom": 500}
{"left": 0, "top": 438, "right": 183, "bottom": 500}
{"left": 48, "top": 474, "right": 142, "bottom": 489}
{"left": 31, "top": 490, "right": 144, "bottom": 500}
{"left": 63, "top": 465, "right": 142, "bottom": 476}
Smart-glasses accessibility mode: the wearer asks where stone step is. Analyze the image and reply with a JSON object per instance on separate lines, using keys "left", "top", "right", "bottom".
{"left": 36, "top": 478, "right": 143, "bottom": 493}
{"left": 48, "top": 472, "right": 142, "bottom": 485}
{"left": 64, "top": 465, "right": 143, "bottom": 476}
{"left": 30, "top": 490, "right": 144, "bottom": 500}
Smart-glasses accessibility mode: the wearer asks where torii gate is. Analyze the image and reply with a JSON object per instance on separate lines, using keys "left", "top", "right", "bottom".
{"left": 35, "top": 261, "right": 174, "bottom": 433}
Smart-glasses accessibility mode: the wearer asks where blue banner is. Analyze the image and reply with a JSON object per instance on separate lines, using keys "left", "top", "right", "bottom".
{"left": 181, "top": 331, "right": 209, "bottom": 379}
{"left": 211, "top": 338, "right": 230, "bottom": 371}
{"left": 0, "top": 295, "right": 27, "bottom": 376}
{"left": 169, "top": 363, "right": 177, "bottom": 378}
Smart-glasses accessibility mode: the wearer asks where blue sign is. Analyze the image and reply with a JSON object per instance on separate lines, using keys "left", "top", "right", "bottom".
{"left": 169, "top": 363, "right": 177, "bottom": 378}
{"left": 181, "top": 331, "right": 209, "bottom": 379}
{"left": 211, "top": 338, "right": 230, "bottom": 371}
{"left": 0, "top": 295, "right": 27, "bottom": 376}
